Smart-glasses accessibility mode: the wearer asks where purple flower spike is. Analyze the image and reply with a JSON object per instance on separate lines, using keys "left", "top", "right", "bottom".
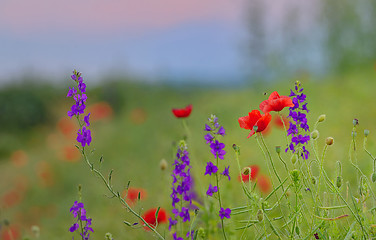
{"left": 210, "top": 140, "right": 226, "bottom": 159}
{"left": 219, "top": 207, "right": 231, "bottom": 219}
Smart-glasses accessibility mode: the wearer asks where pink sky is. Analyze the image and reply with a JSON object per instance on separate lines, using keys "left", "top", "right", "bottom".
{"left": 0, "top": 0, "right": 245, "bottom": 35}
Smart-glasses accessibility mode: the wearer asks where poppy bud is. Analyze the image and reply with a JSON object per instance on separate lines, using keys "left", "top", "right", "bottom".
{"left": 257, "top": 209, "right": 263, "bottom": 222}
{"left": 232, "top": 144, "right": 240, "bottom": 154}
{"left": 105, "top": 232, "right": 113, "bottom": 240}
{"left": 353, "top": 119, "right": 359, "bottom": 126}
{"left": 318, "top": 114, "right": 326, "bottom": 123}
{"left": 372, "top": 172, "right": 376, "bottom": 183}
{"left": 365, "top": 130, "right": 370, "bottom": 137}
{"left": 290, "top": 169, "right": 300, "bottom": 186}
{"left": 291, "top": 154, "right": 297, "bottom": 164}
{"left": 275, "top": 146, "right": 281, "bottom": 154}
{"left": 326, "top": 137, "right": 334, "bottom": 146}
{"left": 242, "top": 167, "right": 251, "bottom": 176}
{"left": 31, "top": 225, "right": 40, "bottom": 238}
{"left": 311, "top": 130, "right": 319, "bottom": 140}
{"left": 336, "top": 176, "right": 342, "bottom": 188}
{"left": 160, "top": 159, "right": 168, "bottom": 171}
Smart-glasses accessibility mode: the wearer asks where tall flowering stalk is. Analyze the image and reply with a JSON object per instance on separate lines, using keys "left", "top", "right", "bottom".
{"left": 69, "top": 201, "right": 93, "bottom": 240}
{"left": 204, "top": 115, "right": 231, "bottom": 240}
{"left": 286, "top": 81, "right": 310, "bottom": 160}
{"left": 169, "top": 140, "right": 193, "bottom": 239}
{"left": 66, "top": 70, "right": 166, "bottom": 240}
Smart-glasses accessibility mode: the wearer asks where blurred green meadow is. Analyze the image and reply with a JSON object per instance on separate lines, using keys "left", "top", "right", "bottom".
{"left": 1, "top": 66, "right": 376, "bottom": 239}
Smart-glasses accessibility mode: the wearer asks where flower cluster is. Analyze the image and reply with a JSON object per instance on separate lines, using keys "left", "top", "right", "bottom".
{"left": 169, "top": 140, "right": 193, "bottom": 237}
{"left": 204, "top": 115, "right": 231, "bottom": 219}
{"left": 69, "top": 201, "right": 93, "bottom": 240}
{"left": 286, "top": 81, "right": 310, "bottom": 159}
{"left": 67, "top": 70, "right": 92, "bottom": 147}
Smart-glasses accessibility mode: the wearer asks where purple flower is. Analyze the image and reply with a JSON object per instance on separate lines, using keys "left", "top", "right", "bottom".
{"left": 84, "top": 113, "right": 91, "bottom": 127}
{"left": 77, "top": 126, "right": 92, "bottom": 147}
{"left": 69, "top": 223, "right": 79, "bottom": 232}
{"left": 69, "top": 201, "right": 93, "bottom": 239}
{"left": 204, "top": 133, "right": 214, "bottom": 144}
{"left": 205, "top": 124, "right": 212, "bottom": 131}
{"left": 78, "top": 81, "right": 86, "bottom": 93}
{"left": 219, "top": 208, "right": 231, "bottom": 219}
{"left": 179, "top": 207, "right": 190, "bottom": 222}
{"left": 67, "top": 87, "right": 77, "bottom": 97}
{"left": 173, "top": 233, "right": 184, "bottom": 240}
{"left": 205, "top": 161, "right": 218, "bottom": 175}
{"left": 206, "top": 184, "right": 218, "bottom": 196}
{"left": 210, "top": 140, "right": 226, "bottom": 160}
{"left": 168, "top": 218, "right": 177, "bottom": 231}
{"left": 217, "top": 126, "right": 225, "bottom": 136}
{"left": 221, "top": 166, "right": 230, "bottom": 181}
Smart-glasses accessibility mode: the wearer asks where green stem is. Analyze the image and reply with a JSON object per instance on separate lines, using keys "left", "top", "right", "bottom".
{"left": 215, "top": 157, "right": 227, "bottom": 240}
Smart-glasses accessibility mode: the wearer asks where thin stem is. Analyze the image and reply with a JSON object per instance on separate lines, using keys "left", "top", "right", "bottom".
{"left": 215, "top": 156, "right": 228, "bottom": 240}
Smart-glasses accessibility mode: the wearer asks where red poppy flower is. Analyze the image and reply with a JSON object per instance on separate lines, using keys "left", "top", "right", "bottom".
{"left": 1, "top": 225, "right": 20, "bottom": 240}
{"left": 122, "top": 187, "right": 147, "bottom": 205}
{"left": 258, "top": 175, "right": 271, "bottom": 194}
{"left": 238, "top": 110, "right": 272, "bottom": 137}
{"left": 237, "top": 165, "right": 260, "bottom": 182}
{"left": 274, "top": 114, "right": 290, "bottom": 129}
{"left": 172, "top": 104, "right": 192, "bottom": 118}
{"left": 259, "top": 91, "right": 294, "bottom": 113}
{"left": 142, "top": 208, "right": 168, "bottom": 230}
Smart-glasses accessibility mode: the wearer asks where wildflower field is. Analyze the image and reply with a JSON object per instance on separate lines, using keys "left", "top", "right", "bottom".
{"left": 1, "top": 67, "right": 376, "bottom": 239}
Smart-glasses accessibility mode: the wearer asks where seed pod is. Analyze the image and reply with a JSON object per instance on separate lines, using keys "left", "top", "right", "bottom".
{"left": 365, "top": 130, "right": 370, "bottom": 137}
{"left": 353, "top": 118, "right": 359, "bottom": 126}
{"left": 336, "top": 176, "right": 342, "bottom": 188}
{"left": 253, "top": 125, "right": 258, "bottom": 132}
{"left": 257, "top": 209, "right": 263, "bottom": 222}
{"left": 311, "top": 130, "right": 319, "bottom": 140}
{"left": 372, "top": 172, "right": 376, "bottom": 183}
{"left": 318, "top": 114, "right": 326, "bottom": 123}
{"left": 275, "top": 146, "right": 281, "bottom": 154}
{"left": 326, "top": 137, "right": 334, "bottom": 146}
{"left": 242, "top": 167, "right": 250, "bottom": 176}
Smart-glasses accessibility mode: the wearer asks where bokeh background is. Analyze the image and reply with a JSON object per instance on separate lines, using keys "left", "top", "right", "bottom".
{"left": 1, "top": 0, "right": 376, "bottom": 239}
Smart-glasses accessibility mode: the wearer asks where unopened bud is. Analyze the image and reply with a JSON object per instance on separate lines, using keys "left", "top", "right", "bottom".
{"left": 160, "top": 159, "right": 168, "bottom": 171}
{"left": 336, "top": 176, "right": 342, "bottom": 188}
{"left": 242, "top": 167, "right": 250, "bottom": 176}
{"left": 295, "top": 226, "right": 300, "bottom": 235}
{"left": 311, "top": 176, "right": 317, "bottom": 185}
{"left": 232, "top": 144, "right": 240, "bottom": 154}
{"left": 311, "top": 130, "right": 319, "bottom": 140}
{"left": 105, "top": 232, "right": 113, "bottom": 240}
{"left": 326, "top": 137, "right": 334, "bottom": 146}
{"left": 291, "top": 154, "right": 297, "bottom": 164}
{"left": 353, "top": 118, "right": 359, "bottom": 126}
{"left": 318, "top": 114, "right": 326, "bottom": 123}
{"left": 257, "top": 209, "right": 263, "bottom": 222}
{"left": 372, "top": 172, "right": 376, "bottom": 183}
{"left": 365, "top": 130, "right": 370, "bottom": 137}
{"left": 275, "top": 146, "right": 281, "bottom": 154}
{"left": 31, "top": 225, "right": 40, "bottom": 238}
{"left": 290, "top": 169, "right": 300, "bottom": 185}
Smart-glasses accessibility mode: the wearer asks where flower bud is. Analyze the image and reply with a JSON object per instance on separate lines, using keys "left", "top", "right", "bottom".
{"left": 242, "top": 167, "right": 250, "bottom": 176}
{"left": 318, "top": 114, "right": 326, "bottom": 123}
{"left": 311, "top": 176, "right": 317, "bottom": 185}
{"left": 311, "top": 130, "right": 319, "bottom": 140}
{"left": 105, "top": 232, "right": 113, "bottom": 240}
{"left": 365, "top": 130, "right": 370, "bottom": 137}
{"left": 160, "top": 159, "right": 168, "bottom": 171}
{"left": 290, "top": 169, "right": 300, "bottom": 186}
{"left": 326, "top": 137, "right": 334, "bottom": 146}
{"left": 372, "top": 172, "right": 376, "bottom": 183}
{"left": 31, "top": 225, "right": 40, "bottom": 238}
{"left": 336, "top": 176, "right": 342, "bottom": 188}
{"left": 275, "top": 146, "right": 281, "bottom": 154}
{"left": 353, "top": 118, "right": 359, "bottom": 126}
{"left": 232, "top": 144, "right": 240, "bottom": 154}
{"left": 295, "top": 226, "right": 300, "bottom": 235}
{"left": 291, "top": 154, "right": 297, "bottom": 165}
{"left": 257, "top": 209, "right": 263, "bottom": 222}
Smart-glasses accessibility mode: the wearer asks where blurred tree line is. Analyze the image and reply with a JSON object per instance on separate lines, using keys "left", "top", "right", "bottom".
{"left": 245, "top": 0, "right": 376, "bottom": 79}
